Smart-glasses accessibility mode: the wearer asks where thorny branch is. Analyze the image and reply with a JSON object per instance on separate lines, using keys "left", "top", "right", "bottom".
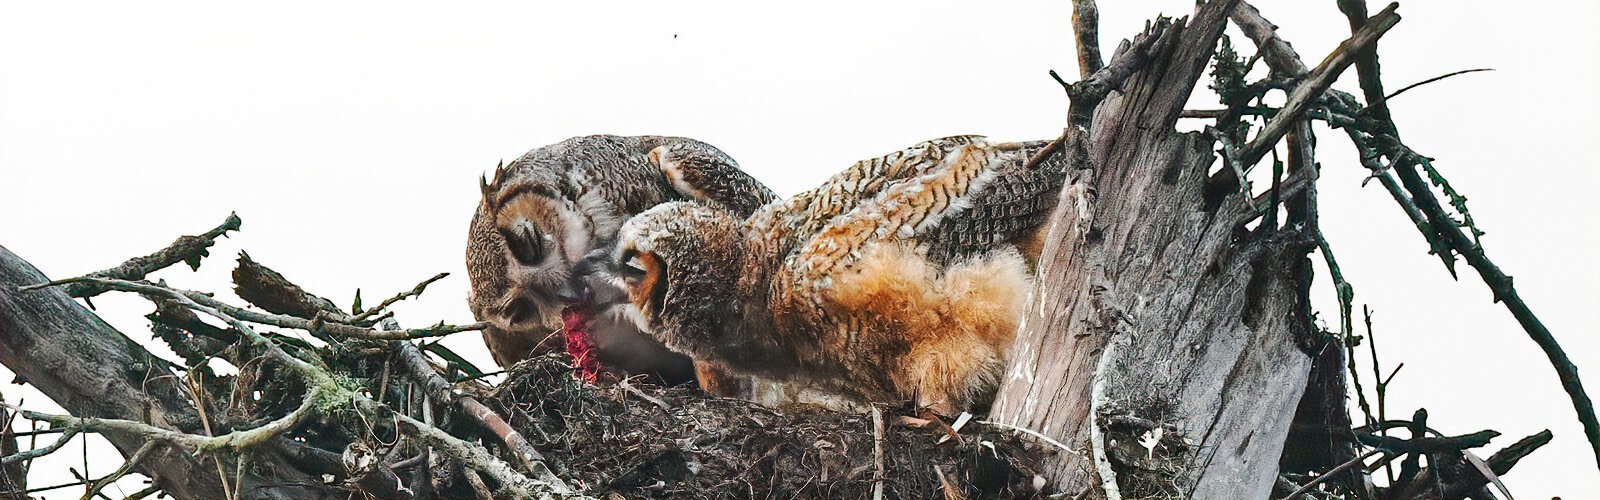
{"left": 1216, "top": 0, "right": 1595, "bottom": 480}
{"left": 1237, "top": 3, "right": 1399, "bottom": 169}
{"left": 1334, "top": 0, "right": 1600, "bottom": 471}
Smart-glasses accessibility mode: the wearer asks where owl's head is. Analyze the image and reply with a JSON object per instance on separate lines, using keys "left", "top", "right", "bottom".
{"left": 574, "top": 201, "right": 745, "bottom": 357}
{"left": 466, "top": 162, "right": 593, "bottom": 341}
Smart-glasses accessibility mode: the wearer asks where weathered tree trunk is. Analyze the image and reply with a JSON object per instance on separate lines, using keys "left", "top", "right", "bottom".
{"left": 989, "top": 0, "right": 1322, "bottom": 497}
{"left": 0, "top": 244, "right": 230, "bottom": 498}
{"left": 0, "top": 245, "right": 339, "bottom": 500}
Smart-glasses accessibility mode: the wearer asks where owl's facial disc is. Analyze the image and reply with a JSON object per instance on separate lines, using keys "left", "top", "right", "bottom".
{"left": 619, "top": 248, "right": 668, "bottom": 329}
{"left": 486, "top": 192, "right": 584, "bottom": 331}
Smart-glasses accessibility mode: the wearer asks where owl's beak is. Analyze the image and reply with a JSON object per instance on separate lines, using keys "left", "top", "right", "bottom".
{"left": 569, "top": 248, "right": 626, "bottom": 308}
{"left": 553, "top": 281, "right": 584, "bottom": 303}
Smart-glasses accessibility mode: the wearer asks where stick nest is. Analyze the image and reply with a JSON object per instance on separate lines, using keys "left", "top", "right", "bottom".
{"left": 490, "top": 354, "right": 1051, "bottom": 498}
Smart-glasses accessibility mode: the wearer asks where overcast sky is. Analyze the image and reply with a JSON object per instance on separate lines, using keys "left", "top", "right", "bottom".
{"left": 3, "top": 1, "right": 1596, "bottom": 497}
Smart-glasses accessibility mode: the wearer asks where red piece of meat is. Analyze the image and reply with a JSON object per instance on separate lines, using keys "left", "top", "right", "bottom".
{"left": 561, "top": 305, "right": 602, "bottom": 383}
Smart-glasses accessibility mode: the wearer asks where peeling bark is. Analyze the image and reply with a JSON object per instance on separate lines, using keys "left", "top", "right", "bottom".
{"left": 989, "top": 0, "right": 1323, "bottom": 496}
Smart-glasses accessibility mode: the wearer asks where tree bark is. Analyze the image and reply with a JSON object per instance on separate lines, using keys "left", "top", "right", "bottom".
{"left": 0, "top": 245, "right": 339, "bottom": 500}
{"left": 0, "top": 244, "right": 231, "bottom": 499}
{"left": 988, "top": 0, "right": 1322, "bottom": 497}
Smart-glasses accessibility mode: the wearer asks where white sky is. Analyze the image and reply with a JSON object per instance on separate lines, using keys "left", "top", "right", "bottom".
{"left": 2, "top": 1, "right": 1596, "bottom": 497}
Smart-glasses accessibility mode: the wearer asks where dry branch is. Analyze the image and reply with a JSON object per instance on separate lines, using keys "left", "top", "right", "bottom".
{"left": 1069, "top": 0, "right": 1104, "bottom": 78}
{"left": 19, "top": 267, "right": 567, "bottom": 498}
{"left": 1237, "top": 3, "right": 1399, "bottom": 168}
{"left": 0, "top": 245, "right": 250, "bottom": 499}
{"left": 51, "top": 213, "right": 241, "bottom": 299}
{"left": 1333, "top": 0, "right": 1600, "bottom": 471}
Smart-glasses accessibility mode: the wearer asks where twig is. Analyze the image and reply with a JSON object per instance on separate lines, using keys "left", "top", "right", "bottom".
{"left": 11, "top": 386, "right": 319, "bottom": 456}
{"left": 80, "top": 440, "right": 162, "bottom": 500}
{"left": 0, "top": 426, "right": 79, "bottom": 465}
{"left": 23, "top": 479, "right": 94, "bottom": 495}
{"left": 25, "top": 275, "right": 485, "bottom": 341}
{"left": 120, "top": 485, "right": 160, "bottom": 500}
{"left": 976, "top": 420, "right": 1080, "bottom": 456}
{"left": 871, "top": 406, "right": 885, "bottom": 500}
{"left": 5, "top": 427, "right": 66, "bottom": 438}
{"left": 1317, "top": 232, "right": 1376, "bottom": 428}
{"left": 1354, "top": 68, "right": 1493, "bottom": 117}
{"left": 182, "top": 371, "right": 232, "bottom": 500}
{"left": 1022, "top": 129, "right": 1071, "bottom": 170}
{"left": 1282, "top": 449, "right": 1383, "bottom": 500}
{"left": 619, "top": 378, "right": 672, "bottom": 413}
{"left": 933, "top": 464, "right": 964, "bottom": 500}
{"left": 395, "top": 341, "right": 570, "bottom": 492}
{"left": 350, "top": 272, "right": 450, "bottom": 324}
{"left": 16, "top": 214, "right": 242, "bottom": 299}
{"left": 1365, "top": 308, "right": 1392, "bottom": 463}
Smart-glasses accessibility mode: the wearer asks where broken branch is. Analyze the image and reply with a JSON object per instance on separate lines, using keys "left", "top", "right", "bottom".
{"left": 17, "top": 213, "right": 242, "bottom": 299}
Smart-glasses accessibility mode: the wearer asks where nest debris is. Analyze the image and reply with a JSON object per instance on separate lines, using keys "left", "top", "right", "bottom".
{"left": 488, "top": 354, "right": 1052, "bottom": 499}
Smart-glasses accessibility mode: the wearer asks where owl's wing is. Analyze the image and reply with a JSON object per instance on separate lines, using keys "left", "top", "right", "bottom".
{"left": 746, "top": 136, "right": 990, "bottom": 248}
{"left": 650, "top": 141, "right": 778, "bottom": 218}
{"left": 791, "top": 138, "right": 1063, "bottom": 284}
{"left": 915, "top": 139, "right": 1065, "bottom": 265}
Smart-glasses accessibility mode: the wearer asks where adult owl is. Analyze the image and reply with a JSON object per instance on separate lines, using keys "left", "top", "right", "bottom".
{"left": 466, "top": 135, "right": 775, "bottom": 386}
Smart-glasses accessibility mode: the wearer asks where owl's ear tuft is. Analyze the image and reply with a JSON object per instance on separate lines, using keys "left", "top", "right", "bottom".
{"left": 480, "top": 173, "right": 493, "bottom": 207}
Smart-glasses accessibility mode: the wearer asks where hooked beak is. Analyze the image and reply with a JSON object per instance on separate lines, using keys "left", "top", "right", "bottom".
{"left": 568, "top": 248, "right": 627, "bottom": 308}
{"left": 553, "top": 280, "right": 585, "bottom": 303}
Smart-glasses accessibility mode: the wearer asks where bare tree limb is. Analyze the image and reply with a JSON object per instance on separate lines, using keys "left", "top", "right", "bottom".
{"left": 0, "top": 427, "right": 79, "bottom": 466}
{"left": 351, "top": 272, "right": 450, "bottom": 324}
{"left": 10, "top": 385, "right": 317, "bottom": 456}
{"left": 23, "top": 214, "right": 243, "bottom": 299}
{"left": 21, "top": 275, "right": 571, "bottom": 498}
{"left": 1238, "top": 3, "right": 1400, "bottom": 168}
{"left": 1070, "top": 0, "right": 1104, "bottom": 77}
{"left": 1230, "top": 2, "right": 1309, "bottom": 77}
{"left": 227, "top": 254, "right": 574, "bottom": 493}
{"left": 1283, "top": 449, "right": 1383, "bottom": 500}
{"left": 1335, "top": 0, "right": 1600, "bottom": 470}
{"left": 0, "top": 245, "right": 238, "bottom": 499}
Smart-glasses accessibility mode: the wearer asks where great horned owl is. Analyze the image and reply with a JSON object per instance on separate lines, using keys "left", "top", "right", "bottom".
{"left": 576, "top": 136, "right": 1066, "bottom": 413}
{"left": 466, "top": 135, "right": 775, "bottom": 385}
